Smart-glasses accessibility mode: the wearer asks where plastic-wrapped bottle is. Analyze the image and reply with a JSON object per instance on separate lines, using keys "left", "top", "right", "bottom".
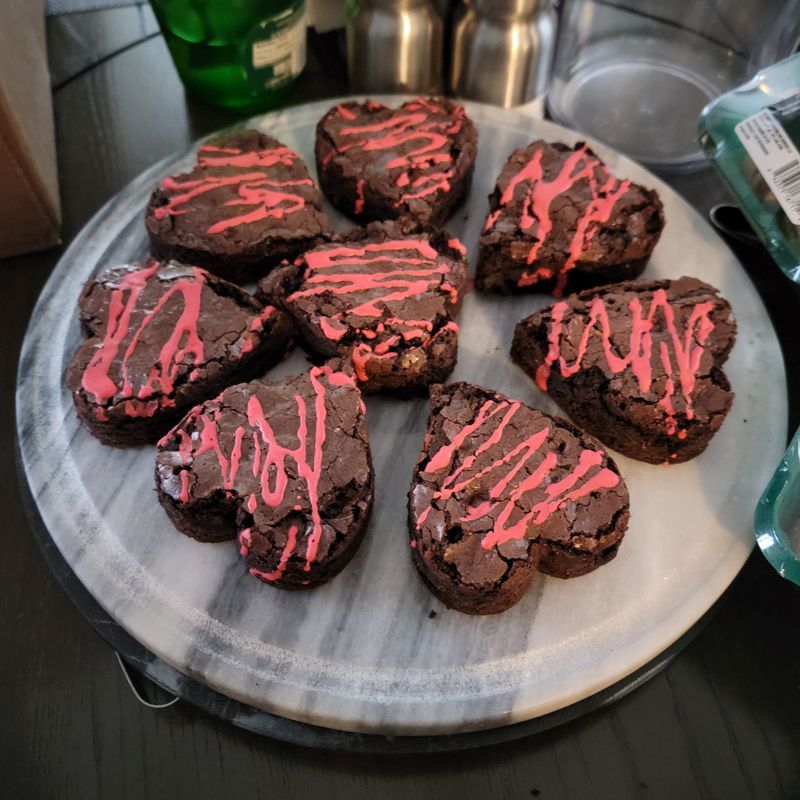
{"left": 150, "top": 0, "right": 307, "bottom": 112}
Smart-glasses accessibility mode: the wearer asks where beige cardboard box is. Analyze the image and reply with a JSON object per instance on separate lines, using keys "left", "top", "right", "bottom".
{"left": 0, "top": 0, "right": 61, "bottom": 257}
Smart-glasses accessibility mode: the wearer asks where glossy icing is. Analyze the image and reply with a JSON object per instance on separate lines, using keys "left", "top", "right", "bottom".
{"left": 417, "top": 398, "right": 619, "bottom": 549}
{"left": 485, "top": 144, "right": 631, "bottom": 296}
{"left": 327, "top": 98, "right": 466, "bottom": 209}
{"left": 80, "top": 262, "right": 276, "bottom": 419}
{"left": 535, "top": 290, "right": 717, "bottom": 436}
{"left": 169, "top": 366, "right": 357, "bottom": 580}
{"left": 154, "top": 143, "right": 313, "bottom": 235}
{"left": 289, "top": 239, "right": 463, "bottom": 382}
{"left": 82, "top": 263, "right": 204, "bottom": 418}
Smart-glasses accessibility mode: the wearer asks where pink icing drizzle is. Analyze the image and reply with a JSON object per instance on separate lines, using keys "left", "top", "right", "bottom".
{"left": 81, "top": 263, "right": 208, "bottom": 418}
{"left": 418, "top": 398, "right": 619, "bottom": 549}
{"left": 336, "top": 104, "right": 357, "bottom": 121}
{"left": 239, "top": 527, "right": 252, "bottom": 557}
{"left": 354, "top": 179, "right": 365, "bottom": 214}
{"left": 535, "top": 290, "right": 716, "bottom": 435}
{"left": 248, "top": 523, "right": 299, "bottom": 582}
{"left": 447, "top": 238, "right": 467, "bottom": 256}
{"left": 485, "top": 144, "right": 631, "bottom": 296}
{"left": 153, "top": 143, "right": 312, "bottom": 234}
{"left": 172, "top": 366, "right": 357, "bottom": 578}
{"left": 238, "top": 305, "right": 275, "bottom": 356}
{"left": 326, "top": 98, "right": 465, "bottom": 208}
{"left": 289, "top": 239, "right": 462, "bottom": 383}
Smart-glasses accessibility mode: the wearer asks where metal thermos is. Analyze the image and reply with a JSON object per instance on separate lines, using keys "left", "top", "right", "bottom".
{"left": 346, "top": 0, "right": 444, "bottom": 93}
{"left": 450, "top": 0, "right": 556, "bottom": 108}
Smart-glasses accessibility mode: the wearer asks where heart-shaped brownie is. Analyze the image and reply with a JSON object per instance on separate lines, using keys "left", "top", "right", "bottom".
{"left": 408, "top": 383, "right": 630, "bottom": 614}
{"left": 315, "top": 98, "right": 477, "bottom": 227}
{"left": 477, "top": 140, "right": 664, "bottom": 296}
{"left": 146, "top": 129, "right": 332, "bottom": 284}
{"left": 511, "top": 277, "right": 737, "bottom": 464}
{"left": 155, "top": 365, "right": 373, "bottom": 589}
{"left": 260, "top": 221, "right": 469, "bottom": 395}
{"left": 67, "top": 259, "right": 293, "bottom": 447}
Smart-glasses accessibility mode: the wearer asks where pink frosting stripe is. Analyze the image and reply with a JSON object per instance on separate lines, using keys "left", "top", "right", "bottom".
{"left": 120, "top": 271, "right": 205, "bottom": 401}
{"left": 535, "top": 289, "right": 716, "bottom": 435}
{"left": 154, "top": 144, "right": 312, "bottom": 234}
{"left": 487, "top": 144, "right": 631, "bottom": 296}
{"left": 81, "top": 264, "right": 207, "bottom": 417}
{"left": 417, "top": 397, "right": 620, "bottom": 549}
{"left": 423, "top": 400, "right": 506, "bottom": 474}
{"left": 249, "top": 523, "right": 299, "bottom": 582}
{"left": 305, "top": 239, "right": 441, "bottom": 268}
{"left": 238, "top": 305, "right": 275, "bottom": 356}
{"left": 172, "top": 365, "right": 349, "bottom": 576}
{"left": 290, "top": 240, "right": 462, "bottom": 382}
{"left": 81, "top": 261, "right": 159, "bottom": 404}
{"left": 447, "top": 237, "right": 467, "bottom": 256}
{"left": 354, "top": 178, "right": 365, "bottom": 214}
{"left": 197, "top": 143, "right": 299, "bottom": 170}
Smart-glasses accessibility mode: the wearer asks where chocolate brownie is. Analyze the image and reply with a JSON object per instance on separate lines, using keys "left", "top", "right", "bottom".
{"left": 146, "top": 129, "right": 332, "bottom": 284}
{"left": 155, "top": 365, "right": 373, "bottom": 589}
{"left": 315, "top": 97, "right": 477, "bottom": 227}
{"left": 511, "top": 277, "right": 736, "bottom": 464}
{"left": 259, "top": 221, "right": 469, "bottom": 395}
{"left": 477, "top": 140, "right": 665, "bottom": 296}
{"left": 67, "top": 259, "right": 294, "bottom": 447}
{"left": 408, "top": 383, "right": 630, "bottom": 615}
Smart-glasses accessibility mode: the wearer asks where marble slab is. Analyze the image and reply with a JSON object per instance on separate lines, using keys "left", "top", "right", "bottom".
{"left": 16, "top": 98, "right": 787, "bottom": 735}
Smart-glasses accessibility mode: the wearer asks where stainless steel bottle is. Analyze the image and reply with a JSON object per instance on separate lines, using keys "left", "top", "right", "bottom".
{"left": 346, "top": 0, "right": 444, "bottom": 93}
{"left": 450, "top": 0, "right": 556, "bottom": 108}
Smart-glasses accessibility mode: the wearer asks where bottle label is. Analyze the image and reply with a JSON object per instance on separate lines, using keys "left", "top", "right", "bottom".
{"left": 735, "top": 100, "right": 800, "bottom": 226}
{"left": 246, "top": 1, "right": 306, "bottom": 90}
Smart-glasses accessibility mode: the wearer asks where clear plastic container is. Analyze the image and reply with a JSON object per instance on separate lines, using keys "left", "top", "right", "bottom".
{"left": 547, "top": 0, "right": 800, "bottom": 172}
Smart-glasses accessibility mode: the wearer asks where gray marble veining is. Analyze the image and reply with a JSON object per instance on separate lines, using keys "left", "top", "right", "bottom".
{"left": 16, "top": 98, "right": 787, "bottom": 735}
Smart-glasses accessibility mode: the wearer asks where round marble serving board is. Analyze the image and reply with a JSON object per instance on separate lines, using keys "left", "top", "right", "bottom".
{"left": 17, "top": 97, "right": 787, "bottom": 736}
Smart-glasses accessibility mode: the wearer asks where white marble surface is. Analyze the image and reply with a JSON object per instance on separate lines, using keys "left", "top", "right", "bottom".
{"left": 16, "top": 98, "right": 787, "bottom": 735}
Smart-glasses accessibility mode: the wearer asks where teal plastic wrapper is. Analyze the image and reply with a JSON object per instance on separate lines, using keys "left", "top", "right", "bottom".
{"left": 700, "top": 55, "right": 800, "bottom": 586}
{"left": 755, "top": 425, "right": 800, "bottom": 586}
{"left": 699, "top": 54, "right": 800, "bottom": 282}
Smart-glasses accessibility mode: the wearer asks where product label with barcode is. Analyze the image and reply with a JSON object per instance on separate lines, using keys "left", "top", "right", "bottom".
{"left": 735, "top": 108, "right": 800, "bottom": 226}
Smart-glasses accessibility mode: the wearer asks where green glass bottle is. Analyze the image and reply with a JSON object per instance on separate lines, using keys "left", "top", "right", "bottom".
{"left": 150, "top": 0, "right": 306, "bottom": 112}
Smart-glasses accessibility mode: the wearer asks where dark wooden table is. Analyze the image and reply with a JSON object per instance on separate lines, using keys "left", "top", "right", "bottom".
{"left": 3, "top": 7, "right": 800, "bottom": 798}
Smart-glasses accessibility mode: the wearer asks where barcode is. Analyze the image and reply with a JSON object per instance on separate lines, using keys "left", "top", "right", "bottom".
{"left": 774, "top": 159, "right": 800, "bottom": 214}
{"left": 736, "top": 108, "right": 800, "bottom": 225}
